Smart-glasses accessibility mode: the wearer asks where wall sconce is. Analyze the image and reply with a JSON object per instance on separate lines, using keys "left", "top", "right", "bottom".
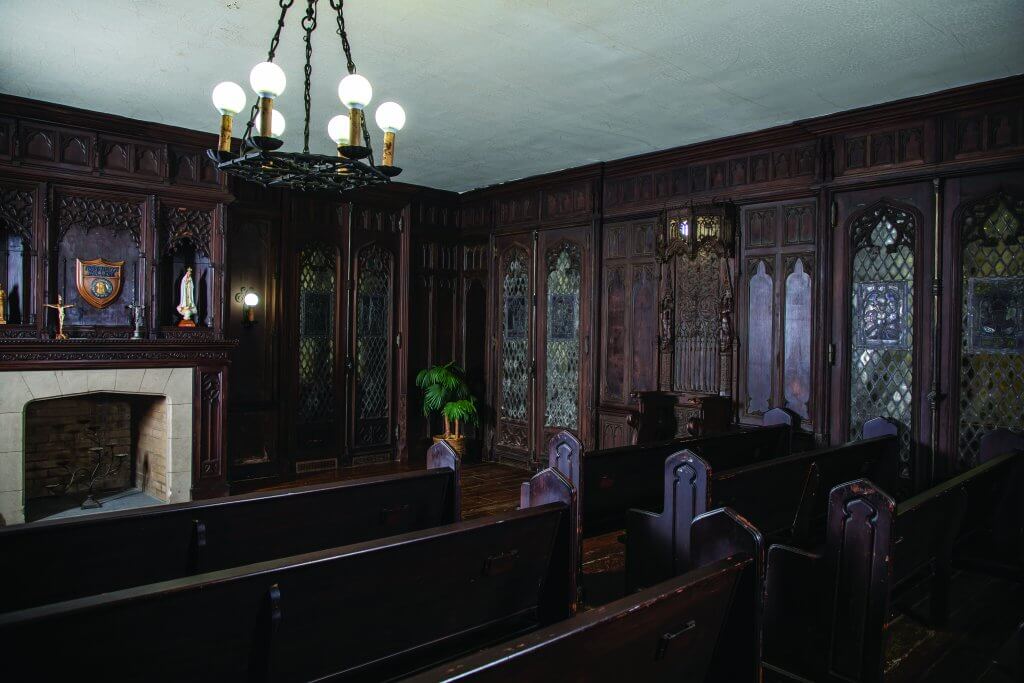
{"left": 234, "top": 287, "right": 260, "bottom": 327}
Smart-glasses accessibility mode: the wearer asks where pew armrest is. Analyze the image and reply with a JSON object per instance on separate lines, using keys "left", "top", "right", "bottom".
{"left": 625, "top": 507, "right": 669, "bottom": 593}
{"left": 762, "top": 544, "right": 827, "bottom": 681}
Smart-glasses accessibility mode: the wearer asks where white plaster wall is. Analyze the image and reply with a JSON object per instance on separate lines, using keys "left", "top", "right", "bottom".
{"left": 0, "top": 1, "right": 1022, "bottom": 191}
{"left": 0, "top": 368, "right": 194, "bottom": 525}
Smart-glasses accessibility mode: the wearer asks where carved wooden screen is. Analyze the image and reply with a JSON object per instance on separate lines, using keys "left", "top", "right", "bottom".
{"left": 674, "top": 248, "right": 722, "bottom": 394}
{"left": 496, "top": 245, "right": 531, "bottom": 454}
{"left": 544, "top": 241, "right": 581, "bottom": 430}
{"left": 739, "top": 202, "right": 815, "bottom": 425}
{"left": 956, "top": 193, "right": 1024, "bottom": 467}
{"left": 849, "top": 204, "right": 916, "bottom": 478}
{"left": 353, "top": 243, "right": 393, "bottom": 448}
{"left": 297, "top": 242, "right": 337, "bottom": 424}
{"left": 600, "top": 218, "right": 658, "bottom": 405}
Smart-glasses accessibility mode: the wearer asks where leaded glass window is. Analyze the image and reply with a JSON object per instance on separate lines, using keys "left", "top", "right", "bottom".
{"left": 545, "top": 243, "right": 581, "bottom": 429}
{"left": 298, "top": 243, "right": 336, "bottom": 423}
{"left": 355, "top": 244, "right": 392, "bottom": 446}
{"left": 849, "top": 205, "right": 916, "bottom": 479}
{"left": 501, "top": 248, "right": 529, "bottom": 423}
{"left": 958, "top": 196, "right": 1024, "bottom": 467}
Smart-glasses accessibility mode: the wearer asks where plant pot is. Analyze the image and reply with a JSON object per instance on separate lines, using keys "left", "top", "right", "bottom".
{"left": 432, "top": 435, "right": 467, "bottom": 458}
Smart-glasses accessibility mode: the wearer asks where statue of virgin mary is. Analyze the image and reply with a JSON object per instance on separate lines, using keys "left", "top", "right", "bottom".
{"left": 176, "top": 267, "right": 198, "bottom": 326}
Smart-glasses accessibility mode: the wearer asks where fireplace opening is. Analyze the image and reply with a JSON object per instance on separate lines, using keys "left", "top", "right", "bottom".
{"left": 24, "top": 393, "right": 169, "bottom": 522}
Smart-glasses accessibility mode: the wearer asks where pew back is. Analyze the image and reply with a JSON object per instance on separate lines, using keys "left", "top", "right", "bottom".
{"left": 763, "top": 451, "right": 1020, "bottom": 682}
{"left": 0, "top": 442, "right": 461, "bottom": 613}
{"left": 0, "top": 502, "right": 574, "bottom": 683}
{"left": 548, "top": 410, "right": 793, "bottom": 537}
{"left": 625, "top": 428, "right": 897, "bottom": 591}
{"left": 407, "top": 507, "right": 765, "bottom": 683}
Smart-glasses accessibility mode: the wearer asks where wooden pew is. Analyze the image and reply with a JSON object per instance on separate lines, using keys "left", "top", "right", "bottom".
{"left": 0, "top": 440, "right": 462, "bottom": 613}
{"left": 405, "top": 507, "right": 765, "bottom": 683}
{"left": 547, "top": 407, "right": 795, "bottom": 538}
{"left": 762, "top": 450, "right": 1021, "bottom": 683}
{"left": 954, "top": 428, "right": 1024, "bottom": 580}
{"left": 624, "top": 418, "right": 898, "bottom": 591}
{"left": 0, "top": 466, "right": 577, "bottom": 683}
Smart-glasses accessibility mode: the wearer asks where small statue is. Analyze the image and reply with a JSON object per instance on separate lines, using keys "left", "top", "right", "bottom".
{"left": 126, "top": 301, "right": 146, "bottom": 340}
{"left": 45, "top": 294, "right": 75, "bottom": 340}
{"left": 0, "top": 286, "right": 6, "bottom": 325}
{"left": 176, "top": 267, "right": 198, "bottom": 327}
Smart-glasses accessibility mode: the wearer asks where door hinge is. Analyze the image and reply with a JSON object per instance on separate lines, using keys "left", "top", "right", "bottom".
{"left": 827, "top": 343, "right": 836, "bottom": 367}
{"left": 395, "top": 331, "right": 402, "bottom": 348}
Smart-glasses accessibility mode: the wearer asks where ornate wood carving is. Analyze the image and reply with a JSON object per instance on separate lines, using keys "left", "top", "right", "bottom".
{"left": 162, "top": 206, "right": 213, "bottom": 257}
{"left": 0, "top": 184, "right": 34, "bottom": 243}
{"left": 496, "top": 192, "right": 539, "bottom": 227}
{"left": 783, "top": 204, "right": 815, "bottom": 245}
{"left": 541, "top": 181, "right": 591, "bottom": 222}
{"left": 747, "top": 208, "right": 777, "bottom": 248}
{"left": 57, "top": 194, "right": 144, "bottom": 246}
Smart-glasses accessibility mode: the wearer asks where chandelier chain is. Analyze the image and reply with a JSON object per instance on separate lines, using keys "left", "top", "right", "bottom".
{"left": 301, "top": 0, "right": 318, "bottom": 154}
{"left": 267, "top": 0, "right": 295, "bottom": 62}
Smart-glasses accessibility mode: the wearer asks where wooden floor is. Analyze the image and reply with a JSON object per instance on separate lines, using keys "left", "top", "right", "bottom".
{"left": 252, "top": 460, "right": 1020, "bottom": 682}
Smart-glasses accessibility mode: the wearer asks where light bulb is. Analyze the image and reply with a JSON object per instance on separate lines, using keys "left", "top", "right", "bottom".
{"left": 374, "top": 102, "right": 406, "bottom": 133}
{"left": 327, "top": 114, "right": 351, "bottom": 144}
{"left": 338, "top": 74, "right": 372, "bottom": 110}
{"left": 211, "top": 81, "right": 246, "bottom": 115}
{"left": 243, "top": 292, "right": 260, "bottom": 307}
{"left": 249, "top": 61, "right": 286, "bottom": 98}
{"left": 256, "top": 109, "right": 286, "bottom": 137}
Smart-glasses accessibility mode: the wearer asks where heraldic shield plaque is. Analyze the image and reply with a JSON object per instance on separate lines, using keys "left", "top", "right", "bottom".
{"left": 76, "top": 258, "right": 124, "bottom": 309}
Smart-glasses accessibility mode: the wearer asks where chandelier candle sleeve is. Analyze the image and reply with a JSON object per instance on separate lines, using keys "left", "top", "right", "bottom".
{"left": 338, "top": 73, "right": 372, "bottom": 147}
{"left": 375, "top": 102, "right": 405, "bottom": 167}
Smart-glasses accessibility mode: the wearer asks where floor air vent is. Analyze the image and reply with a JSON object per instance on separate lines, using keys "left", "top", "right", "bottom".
{"left": 295, "top": 458, "right": 337, "bottom": 475}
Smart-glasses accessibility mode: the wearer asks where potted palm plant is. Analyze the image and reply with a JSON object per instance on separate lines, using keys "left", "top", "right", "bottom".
{"left": 416, "top": 361, "right": 479, "bottom": 457}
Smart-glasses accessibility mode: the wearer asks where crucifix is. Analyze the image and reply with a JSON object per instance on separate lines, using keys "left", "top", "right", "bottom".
{"left": 45, "top": 294, "right": 75, "bottom": 340}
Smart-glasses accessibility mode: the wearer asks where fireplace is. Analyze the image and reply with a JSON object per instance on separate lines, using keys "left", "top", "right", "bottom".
{"left": 23, "top": 392, "right": 171, "bottom": 521}
{"left": 0, "top": 366, "right": 201, "bottom": 525}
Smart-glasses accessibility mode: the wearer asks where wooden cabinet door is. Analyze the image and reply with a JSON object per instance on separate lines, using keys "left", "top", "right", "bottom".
{"left": 346, "top": 205, "right": 403, "bottom": 461}
{"left": 493, "top": 233, "right": 535, "bottom": 465}
{"left": 536, "top": 225, "right": 593, "bottom": 456}
{"left": 830, "top": 183, "right": 934, "bottom": 491}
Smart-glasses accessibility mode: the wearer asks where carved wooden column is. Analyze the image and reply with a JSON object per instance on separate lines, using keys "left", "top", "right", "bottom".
{"left": 193, "top": 364, "right": 229, "bottom": 499}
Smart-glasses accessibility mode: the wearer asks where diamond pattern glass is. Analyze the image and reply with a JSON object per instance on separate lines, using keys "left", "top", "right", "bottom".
{"left": 850, "top": 210, "right": 916, "bottom": 479}
{"left": 501, "top": 249, "right": 529, "bottom": 423}
{"left": 545, "top": 243, "right": 581, "bottom": 429}
{"left": 356, "top": 245, "right": 392, "bottom": 428}
{"left": 958, "top": 201, "right": 1024, "bottom": 467}
{"left": 298, "top": 243, "right": 336, "bottom": 423}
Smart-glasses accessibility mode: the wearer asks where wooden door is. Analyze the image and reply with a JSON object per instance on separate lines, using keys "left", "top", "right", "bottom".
{"left": 493, "top": 232, "right": 535, "bottom": 465}
{"left": 830, "top": 183, "right": 934, "bottom": 491}
{"left": 535, "top": 226, "right": 593, "bottom": 459}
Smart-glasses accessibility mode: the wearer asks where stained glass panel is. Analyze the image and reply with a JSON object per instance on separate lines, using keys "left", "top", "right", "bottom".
{"left": 784, "top": 258, "right": 812, "bottom": 419}
{"left": 545, "top": 243, "right": 581, "bottom": 429}
{"left": 958, "top": 200, "right": 1024, "bottom": 467}
{"left": 355, "top": 245, "right": 392, "bottom": 442}
{"left": 298, "top": 243, "right": 336, "bottom": 423}
{"left": 500, "top": 249, "right": 530, "bottom": 424}
{"left": 850, "top": 210, "right": 915, "bottom": 479}
{"left": 746, "top": 260, "right": 773, "bottom": 414}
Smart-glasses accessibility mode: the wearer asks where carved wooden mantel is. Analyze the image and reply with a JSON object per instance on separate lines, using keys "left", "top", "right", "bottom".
{"left": 0, "top": 338, "right": 236, "bottom": 500}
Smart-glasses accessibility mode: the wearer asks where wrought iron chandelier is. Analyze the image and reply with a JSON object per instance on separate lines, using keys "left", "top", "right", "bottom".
{"left": 206, "top": 0, "right": 405, "bottom": 193}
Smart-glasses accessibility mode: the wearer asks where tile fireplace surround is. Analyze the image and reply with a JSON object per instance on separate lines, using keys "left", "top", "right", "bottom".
{"left": 0, "top": 368, "right": 194, "bottom": 525}
{"left": 0, "top": 339, "right": 234, "bottom": 526}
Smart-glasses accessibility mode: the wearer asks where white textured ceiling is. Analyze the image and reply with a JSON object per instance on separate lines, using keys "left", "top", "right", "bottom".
{"left": 1, "top": 1, "right": 1022, "bottom": 192}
